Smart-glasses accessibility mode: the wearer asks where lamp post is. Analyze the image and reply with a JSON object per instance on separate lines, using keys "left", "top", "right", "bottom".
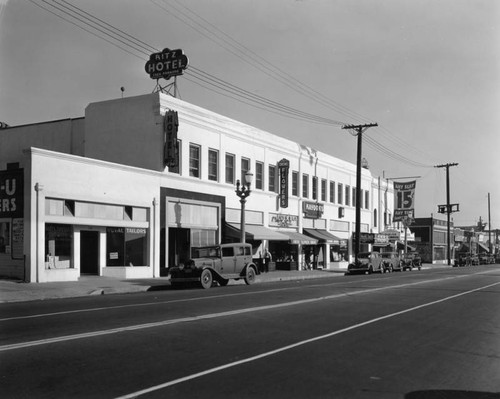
{"left": 235, "top": 171, "right": 253, "bottom": 243}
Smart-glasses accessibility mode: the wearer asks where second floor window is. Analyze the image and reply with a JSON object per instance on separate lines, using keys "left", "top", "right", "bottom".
{"left": 321, "top": 179, "right": 327, "bottom": 202}
{"left": 241, "top": 157, "right": 250, "bottom": 184}
{"left": 338, "top": 183, "right": 343, "bottom": 205}
{"left": 269, "top": 165, "right": 276, "bottom": 192}
{"left": 225, "top": 153, "right": 235, "bottom": 184}
{"left": 292, "top": 171, "right": 298, "bottom": 196}
{"left": 329, "top": 181, "right": 335, "bottom": 203}
{"left": 312, "top": 177, "right": 318, "bottom": 200}
{"left": 365, "top": 190, "right": 370, "bottom": 209}
{"left": 208, "top": 149, "right": 218, "bottom": 181}
{"left": 255, "top": 162, "right": 264, "bottom": 190}
{"left": 189, "top": 144, "right": 200, "bottom": 178}
{"left": 302, "top": 174, "right": 309, "bottom": 198}
{"left": 345, "top": 185, "right": 350, "bottom": 206}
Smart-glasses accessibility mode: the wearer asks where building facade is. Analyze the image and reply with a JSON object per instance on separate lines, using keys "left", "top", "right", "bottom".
{"left": 0, "top": 93, "right": 394, "bottom": 282}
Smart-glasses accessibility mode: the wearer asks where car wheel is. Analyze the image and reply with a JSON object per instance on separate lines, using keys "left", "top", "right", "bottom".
{"left": 218, "top": 278, "right": 229, "bottom": 287}
{"left": 389, "top": 266, "right": 393, "bottom": 273}
{"left": 200, "top": 269, "right": 213, "bottom": 289}
{"left": 368, "top": 266, "right": 373, "bottom": 275}
{"left": 244, "top": 267, "right": 256, "bottom": 285}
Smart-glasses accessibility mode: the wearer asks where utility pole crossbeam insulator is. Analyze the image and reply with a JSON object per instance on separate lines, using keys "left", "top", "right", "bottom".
{"left": 342, "top": 123, "right": 378, "bottom": 265}
{"left": 434, "top": 162, "right": 459, "bottom": 265}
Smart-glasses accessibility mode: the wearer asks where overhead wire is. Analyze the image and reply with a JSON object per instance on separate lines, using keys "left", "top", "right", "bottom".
{"left": 28, "top": 0, "right": 434, "bottom": 169}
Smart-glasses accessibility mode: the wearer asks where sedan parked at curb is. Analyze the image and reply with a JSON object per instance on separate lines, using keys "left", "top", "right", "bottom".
{"left": 169, "top": 243, "right": 259, "bottom": 289}
{"left": 346, "top": 252, "right": 384, "bottom": 275}
{"left": 380, "top": 252, "right": 402, "bottom": 272}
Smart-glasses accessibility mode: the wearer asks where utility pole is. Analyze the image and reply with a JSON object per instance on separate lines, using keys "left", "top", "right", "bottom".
{"left": 488, "top": 193, "right": 492, "bottom": 254}
{"left": 435, "top": 162, "right": 459, "bottom": 265}
{"left": 342, "top": 123, "right": 378, "bottom": 264}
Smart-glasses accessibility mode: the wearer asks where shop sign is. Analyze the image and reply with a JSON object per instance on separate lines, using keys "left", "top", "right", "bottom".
{"left": 164, "top": 110, "right": 179, "bottom": 168}
{"left": 278, "top": 159, "right": 289, "bottom": 208}
{"left": 269, "top": 213, "right": 298, "bottom": 228}
{"left": 0, "top": 169, "right": 23, "bottom": 218}
{"left": 145, "top": 48, "right": 189, "bottom": 80}
{"left": 394, "top": 180, "right": 416, "bottom": 222}
{"left": 358, "top": 232, "right": 375, "bottom": 244}
{"left": 303, "top": 202, "right": 324, "bottom": 219}
{"left": 381, "top": 229, "right": 401, "bottom": 241}
{"left": 375, "top": 234, "right": 389, "bottom": 245}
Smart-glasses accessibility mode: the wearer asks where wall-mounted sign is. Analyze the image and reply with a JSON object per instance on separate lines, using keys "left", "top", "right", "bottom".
{"left": 303, "top": 202, "right": 324, "bottom": 219}
{"left": 278, "top": 159, "right": 289, "bottom": 208}
{"left": 358, "top": 232, "right": 375, "bottom": 244}
{"left": 164, "top": 110, "right": 179, "bottom": 168}
{"left": 145, "top": 48, "right": 189, "bottom": 80}
{"left": 394, "top": 180, "right": 416, "bottom": 222}
{"left": 269, "top": 213, "right": 298, "bottom": 228}
{"left": 0, "top": 169, "right": 23, "bottom": 218}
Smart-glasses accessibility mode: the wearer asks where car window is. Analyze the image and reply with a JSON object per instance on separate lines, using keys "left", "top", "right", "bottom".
{"left": 222, "top": 247, "right": 233, "bottom": 257}
{"left": 244, "top": 246, "right": 251, "bottom": 256}
{"left": 237, "top": 246, "right": 244, "bottom": 256}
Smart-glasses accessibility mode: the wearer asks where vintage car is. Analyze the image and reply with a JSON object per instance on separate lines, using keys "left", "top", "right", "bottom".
{"left": 380, "top": 252, "right": 402, "bottom": 272}
{"left": 346, "top": 252, "right": 383, "bottom": 275}
{"left": 454, "top": 253, "right": 479, "bottom": 267}
{"left": 169, "top": 243, "right": 259, "bottom": 289}
{"left": 401, "top": 251, "right": 422, "bottom": 271}
{"left": 479, "top": 253, "right": 495, "bottom": 265}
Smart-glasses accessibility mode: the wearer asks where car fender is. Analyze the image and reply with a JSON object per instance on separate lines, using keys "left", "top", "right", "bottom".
{"left": 240, "top": 262, "right": 259, "bottom": 277}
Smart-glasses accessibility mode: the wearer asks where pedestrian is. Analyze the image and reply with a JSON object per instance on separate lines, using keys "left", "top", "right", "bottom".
{"left": 264, "top": 248, "right": 272, "bottom": 273}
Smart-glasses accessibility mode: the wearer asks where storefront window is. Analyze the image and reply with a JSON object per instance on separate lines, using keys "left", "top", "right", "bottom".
{"left": 45, "top": 224, "right": 73, "bottom": 269}
{"left": 0, "top": 221, "right": 10, "bottom": 254}
{"left": 107, "top": 227, "right": 148, "bottom": 266}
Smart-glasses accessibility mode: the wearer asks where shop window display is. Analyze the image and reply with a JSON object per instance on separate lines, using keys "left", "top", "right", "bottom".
{"left": 45, "top": 224, "right": 73, "bottom": 269}
{"left": 107, "top": 227, "right": 148, "bottom": 266}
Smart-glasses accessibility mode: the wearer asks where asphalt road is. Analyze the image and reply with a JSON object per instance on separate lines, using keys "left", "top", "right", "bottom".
{"left": 1, "top": 266, "right": 500, "bottom": 399}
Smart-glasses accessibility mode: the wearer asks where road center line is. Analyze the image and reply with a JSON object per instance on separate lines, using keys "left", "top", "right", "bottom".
{"left": 114, "top": 280, "right": 500, "bottom": 399}
{"left": 0, "top": 273, "right": 491, "bottom": 353}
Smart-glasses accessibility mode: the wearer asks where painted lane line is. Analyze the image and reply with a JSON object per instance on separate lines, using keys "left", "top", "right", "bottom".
{"left": 0, "top": 274, "right": 492, "bottom": 352}
{"left": 114, "top": 281, "right": 500, "bottom": 399}
{"left": 1, "top": 270, "right": 486, "bottom": 322}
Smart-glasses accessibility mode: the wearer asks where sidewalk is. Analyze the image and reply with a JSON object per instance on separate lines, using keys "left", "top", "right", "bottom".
{"left": 0, "top": 269, "right": 345, "bottom": 303}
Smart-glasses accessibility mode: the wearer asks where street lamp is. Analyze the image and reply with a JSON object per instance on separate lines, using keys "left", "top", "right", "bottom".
{"left": 235, "top": 171, "right": 253, "bottom": 243}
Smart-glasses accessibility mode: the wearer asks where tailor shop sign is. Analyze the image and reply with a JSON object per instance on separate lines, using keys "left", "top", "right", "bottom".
{"left": 145, "top": 48, "right": 189, "bottom": 80}
{"left": 0, "top": 169, "right": 23, "bottom": 218}
{"left": 303, "top": 202, "right": 324, "bottom": 219}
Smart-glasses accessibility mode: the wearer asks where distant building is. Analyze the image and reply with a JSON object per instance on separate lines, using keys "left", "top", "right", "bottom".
{"left": 409, "top": 216, "right": 453, "bottom": 264}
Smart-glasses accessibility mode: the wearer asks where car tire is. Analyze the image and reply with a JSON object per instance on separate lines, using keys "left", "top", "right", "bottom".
{"left": 218, "top": 278, "right": 229, "bottom": 287}
{"left": 244, "top": 267, "right": 256, "bottom": 285}
{"left": 200, "top": 269, "right": 213, "bottom": 289}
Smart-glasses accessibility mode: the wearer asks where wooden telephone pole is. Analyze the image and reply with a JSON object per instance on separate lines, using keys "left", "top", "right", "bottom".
{"left": 342, "top": 123, "right": 378, "bottom": 264}
{"left": 435, "top": 162, "right": 459, "bottom": 265}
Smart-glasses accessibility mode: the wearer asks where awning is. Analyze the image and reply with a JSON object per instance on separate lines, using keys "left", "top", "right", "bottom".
{"left": 225, "top": 223, "right": 289, "bottom": 241}
{"left": 396, "top": 242, "right": 416, "bottom": 251}
{"left": 478, "top": 243, "right": 490, "bottom": 253}
{"left": 279, "top": 231, "right": 318, "bottom": 245}
{"left": 303, "top": 228, "right": 341, "bottom": 244}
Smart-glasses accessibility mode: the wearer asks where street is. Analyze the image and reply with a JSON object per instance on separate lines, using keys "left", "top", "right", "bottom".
{"left": 1, "top": 266, "right": 500, "bottom": 399}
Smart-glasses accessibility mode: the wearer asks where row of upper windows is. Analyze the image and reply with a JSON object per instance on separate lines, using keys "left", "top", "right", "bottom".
{"left": 172, "top": 141, "right": 370, "bottom": 209}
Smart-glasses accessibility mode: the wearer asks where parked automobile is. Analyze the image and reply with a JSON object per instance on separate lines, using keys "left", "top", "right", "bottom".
{"left": 454, "top": 253, "right": 468, "bottom": 267}
{"left": 169, "top": 243, "right": 259, "bottom": 289}
{"left": 380, "top": 252, "right": 402, "bottom": 272}
{"left": 401, "top": 251, "right": 422, "bottom": 271}
{"left": 346, "top": 252, "right": 383, "bottom": 275}
{"left": 479, "top": 253, "right": 495, "bottom": 265}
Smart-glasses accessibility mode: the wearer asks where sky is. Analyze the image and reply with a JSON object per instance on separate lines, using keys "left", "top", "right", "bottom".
{"left": 1, "top": 0, "right": 499, "bottom": 230}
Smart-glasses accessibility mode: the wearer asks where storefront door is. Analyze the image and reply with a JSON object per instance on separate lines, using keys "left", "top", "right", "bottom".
{"left": 80, "top": 231, "right": 99, "bottom": 275}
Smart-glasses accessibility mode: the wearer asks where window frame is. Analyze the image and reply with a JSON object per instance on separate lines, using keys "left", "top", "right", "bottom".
{"left": 189, "top": 143, "right": 201, "bottom": 178}
{"left": 225, "top": 153, "right": 235, "bottom": 184}
{"left": 208, "top": 148, "right": 219, "bottom": 182}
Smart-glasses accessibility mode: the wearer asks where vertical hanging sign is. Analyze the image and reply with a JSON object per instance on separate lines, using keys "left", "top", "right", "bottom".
{"left": 164, "top": 110, "right": 179, "bottom": 168}
{"left": 278, "top": 159, "right": 289, "bottom": 208}
{"left": 393, "top": 180, "right": 416, "bottom": 221}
